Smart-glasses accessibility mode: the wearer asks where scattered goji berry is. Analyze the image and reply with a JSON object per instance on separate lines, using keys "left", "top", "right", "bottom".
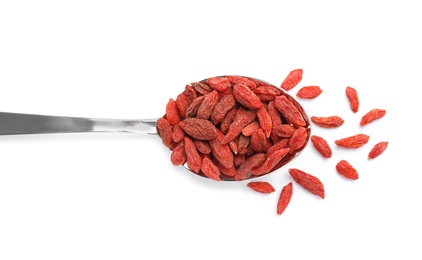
{"left": 247, "top": 181, "right": 275, "bottom": 194}
{"left": 280, "top": 68, "right": 303, "bottom": 91}
{"left": 277, "top": 182, "right": 293, "bottom": 215}
{"left": 336, "top": 160, "right": 358, "bottom": 180}
{"left": 310, "top": 135, "right": 332, "bottom": 158}
{"left": 360, "top": 109, "right": 386, "bottom": 126}
{"left": 296, "top": 86, "right": 322, "bottom": 99}
{"left": 335, "top": 134, "right": 370, "bottom": 148}
{"left": 345, "top": 86, "right": 359, "bottom": 113}
{"left": 311, "top": 116, "right": 344, "bottom": 128}
{"left": 368, "top": 141, "right": 388, "bottom": 160}
{"left": 288, "top": 168, "right": 325, "bottom": 199}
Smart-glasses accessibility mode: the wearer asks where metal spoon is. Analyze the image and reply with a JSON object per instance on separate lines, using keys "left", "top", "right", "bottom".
{"left": 0, "top": 77, "right": 310, "bottom": 181}
{"left": 0, "top": 112, "right": 158, "bottom": 136}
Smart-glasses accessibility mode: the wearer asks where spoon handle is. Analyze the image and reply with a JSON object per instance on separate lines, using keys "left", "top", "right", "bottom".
{"left": 0, "top": 112, "right": 157, "bottom": 135}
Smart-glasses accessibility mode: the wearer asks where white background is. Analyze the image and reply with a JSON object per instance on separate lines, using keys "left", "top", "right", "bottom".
{"left": 0, "top": 1, "right": 421, "bottom": 259}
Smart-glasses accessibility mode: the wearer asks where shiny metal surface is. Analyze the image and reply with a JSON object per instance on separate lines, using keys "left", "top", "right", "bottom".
{"left": 0, "top": 112, "right": 157, "bottom": 135}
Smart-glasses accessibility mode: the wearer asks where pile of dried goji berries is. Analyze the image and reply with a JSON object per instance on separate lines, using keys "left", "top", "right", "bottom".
{"left": 156, "top": 69, "right": 388, "bottom": 216}
{"left": 157, "top": 75, "right": 311, "bottom": 181}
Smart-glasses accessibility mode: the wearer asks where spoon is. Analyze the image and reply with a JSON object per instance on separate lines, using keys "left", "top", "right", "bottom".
{"left": 0, "top": 76, "right": 311, "bottom": 181}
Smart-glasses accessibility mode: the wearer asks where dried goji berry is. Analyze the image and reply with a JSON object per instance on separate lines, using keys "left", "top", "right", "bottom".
{"left": 267, "top": 138, "right": 289, "bottom": 157}
{"left": 311, "top": 116, "right": 344, "bottom": 128}
{"left": 214, "top": 160, "right": 237, "bottom": 177}
{"left": 360, "top": 109, "right": 386, "bottom": 126}
{"left": 209, "top": 130, "right": 234, "bottom": 169}
{"left": 194, "top": 140, "right": 212, "bottom": 155}
{"left": 185, "top": 95, "right": 205, "bottom": 118}
{"left": 310, "top": 135, "right": 332, "bottom": 158}
{"left": 234, "top": 153, "right": 246, "bottom": 168}
{"left": 207, "top": 77, "right": 231, "bottom": 92}
{"left": 250, "top": 128, "right": 268, "bottom": 153}
{"left": 274, "top": 95, "right": 306, "bottom": 127}
{"left": 220, "top": 107, "right": 237, "bottom": 134}
{"left": 191, "top": 81, "right": 213, "bottom": 95}
{"left": 257, "top": 107, "right": 272, "bottom": 138}
{"left": 171, "top": 124, "right": 185, "bottom": 143}
{"left": 267, "top": 101, "right": 283, "bottom": 130}
{"left": 233, "top": 84, "right": 263, "bottom": 110}
{"left": 296, "top": 86, "right": 322, "bottom": 99}
{"left": 273, "top": 124, "right": 297, "bottom": 138}
{"left": 184, "top": 136, "right": 202, "bottom": 173}
{"left": 253, "top": 85, "right": 281, "bottom": 96}
{"left": 346, "top": 86, "right": 359, "bottom": 113}
{"left": 237, "top": 134, "right": 250, "bottom": 155}
{"left": 241, "top": 121, "right": 260, "bottom": 136}
{"left": 252, "top": 148, "right": 290, "bottom": 176}
{"left": 227, "top": 75, "right": 257, "bottom": 89}
{"left": 175, "top": 93, "right": 189, "bottom": 119}
{"left": 197, "top": 90, "right": 219, "bottom": 119}
{"left": 336, "top": 160, "right": 358, "bottom": 180}
{"left": 179, "top": 118, "right": 217, "bottom": 140}
{"left": 201, "top": 157, "right": 221, "bottom": 181}
{"left": 368, "top": 141, "right": 388, "bottom": 160}
{"left": 335, "top": 134, "right": 370, "bottom": 148}
{"left": 183, "top": 84, "right": 198, "bottom": 105}
{"left": 289, "top": 127, "right": 308, "bottom": 153}
{"left": 277, "top": 182, "right": 293, "bottom": 215}
{"left": 288, "top": 168, "right": 325, "bottom": 199}
{"left": 247, "top": 181, "right": 275, "bottom": 194}
{"left": 280, "top": 69, "right": 303, "bottom": 91}
{"left": 171, "top": 141, "right": 186, "bottom": 166}
{"left": 228, "top": 140, "right": 238, "bottom": 154}
{"left": 235, "top": 153, "right": 266, "bottom": 181}
{"left": 222, "top": 107, "right": 256, "bottom": 144}
{"left": 210, "top": 94, "right": 236, "bottom": 124}
{"left": 156, "top": 117, "right": 174, "bottom": 149}
{"left": 165, "top": 98, "right": 181, "bottom": 126}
